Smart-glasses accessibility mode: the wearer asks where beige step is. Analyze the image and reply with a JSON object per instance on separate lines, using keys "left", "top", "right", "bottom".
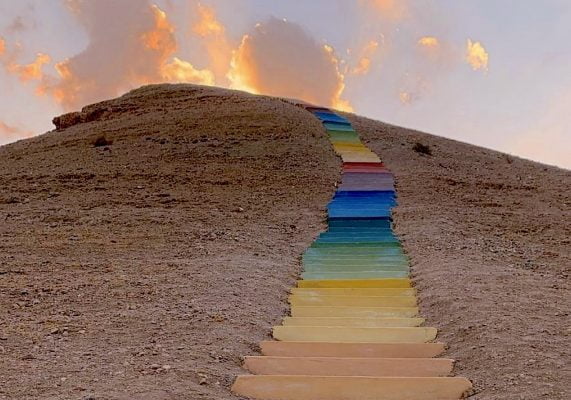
{"left": 232, "top": 375, "right": 473, "bottom": 400}
{"left": 291, "top": 306, "right": 419, "bottom": 318}
{"left": 260, "top": 341, "right": 445, "bottom": 358}
{"left": 289, "top": 294, "right": 417, "bottom": 307}
{"left": 291, "top": 288, "right": 416, "bottom": 296}
{"left": 282, "top": 316, "right": 425, "bottom": 327}
{"left": 298, "top": 278, "right": 411, "bottom": 288}
{"left": 273, "top": 326, "right": 437, "bottom": 343}
{"left": 244, "top": 356, "right": 454, "bottom": 377}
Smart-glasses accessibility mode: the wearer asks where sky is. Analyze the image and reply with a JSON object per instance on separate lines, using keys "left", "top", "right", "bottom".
{"left": 0, "top": 0, "right": 569, "bottom": 169}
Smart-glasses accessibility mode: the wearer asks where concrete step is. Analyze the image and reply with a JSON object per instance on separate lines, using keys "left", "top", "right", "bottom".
{"left": 273, "top": 326, "right": 437, "bottom": 343}
{"left": 232, "top": 375, "right": 473, "bottom": 400}
{"left": 259, "top": 341, "right": 446, "bottom": 358}
{"left": 243, "top": 356, "right": 453, "bottom": 377}
{"left": 282, "top": 316, "right": 425, "bottom": 327}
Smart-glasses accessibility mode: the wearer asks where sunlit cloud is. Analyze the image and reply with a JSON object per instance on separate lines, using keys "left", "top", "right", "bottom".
{"left": 418, "top": 36, "right": 439, "bottom": 48}
{"left": 228, "top": 18, "right": 352, "bottom": 111}
{"left": 351, "top": 40, "right": 379, "bottom": 76}
{"left": 7, "top": 52, "right": 50, "bottom": 82}
{"left": 161, "top": 56, "right": 214, "bottom": 84}
{"left": 465, "top": 39, "right": 489, "bottom": 71}
{"left": 0, "top": 120, "right": 33, "bottom": 143}
{"left": 191, "top": 2, "right": 232, "bottom": 84}
{"left": 38, "top": 0, "right": 214, "bottom": 110}
{"left": 0, "top": 37, "right": 5, "bottom": 55}
{"left": 367, "top": 0, "right": 408, "bottom": 21}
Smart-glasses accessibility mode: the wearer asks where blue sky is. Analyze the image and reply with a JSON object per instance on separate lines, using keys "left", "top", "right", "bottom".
{"left": 0, "top": 0, "right": 569, "bottom": 168}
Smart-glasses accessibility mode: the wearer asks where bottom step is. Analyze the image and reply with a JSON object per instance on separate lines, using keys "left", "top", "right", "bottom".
{"left": 260, "top": 341, "right": 445, "bottom": 358}
{"left": 232, "top": 375, "right": 473, "bottom": 400}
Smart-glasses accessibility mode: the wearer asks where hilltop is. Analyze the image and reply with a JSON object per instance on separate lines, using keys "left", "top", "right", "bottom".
{"left": 0, "top": 84, "right": 569, "bottom": 400}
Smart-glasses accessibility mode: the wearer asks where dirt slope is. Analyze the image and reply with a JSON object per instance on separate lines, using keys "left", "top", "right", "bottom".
{"left": 1, "top": 84, "right": 569, "bottom": 400}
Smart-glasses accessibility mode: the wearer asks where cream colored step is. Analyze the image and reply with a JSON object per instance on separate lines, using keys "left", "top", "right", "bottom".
{"left": 291, "top": 287, "right": 415, "bottom": 296}
{"left": 260, "top": 341, "right": 445, "bottom": 358}
{"left": 232, "top": 375, "right": 473, "bottom": 400}
{"left": 273, "top": 326, "right": 437, "bottom": 343}
{"left": 291, "top": 305, "right": 418, "bottom": 318}
{"left": 289, "top": 294, "right": 417, "bottom": 307}
{"left": 282, "top": 316, "right": 424, "bottom": 327}
{"left": 244, "top": 356, "right": 454, "bottom": 377}
{"left": 297, "top": 278, "right": 411, "bottom": 288}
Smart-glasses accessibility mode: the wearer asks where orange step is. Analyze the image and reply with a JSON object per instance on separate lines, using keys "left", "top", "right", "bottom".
{"left": 260, "top": 341, "right": 446, "bottom": 358}
{"left": 244, "top": 356, "right": 454, "bottom": 377}
{"left": 232, "top": 375, "right": 473, "bottom": 400}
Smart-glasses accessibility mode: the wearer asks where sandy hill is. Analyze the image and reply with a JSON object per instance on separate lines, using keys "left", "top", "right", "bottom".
{"left": 0, "top": 84, "right": 569, "bottom": 400}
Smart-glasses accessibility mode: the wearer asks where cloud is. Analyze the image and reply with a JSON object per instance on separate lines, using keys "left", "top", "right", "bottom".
{"left": 465, "top": 39, "right": 489, "bottom": 71}
{"left": 190, "top": 2, "right": 232, "bottom": 84}
{"left": 0, "top": 120, "right": 33, "bottom": 144}
{"left": 7, "top": 52, "right": 50, "bottom": 81}
{"left": 418, "top": 36, "right": 439, "bottom": 48}
{"left": 351, "top": 40, "right": 380, "bottom": 75}
{"left": 227, "top": 18, "right": 352, "bottom": 111}
{"left": 366, "top": 0, "right": 408, "bottom": 21}
{"left": 7, "top": 16, "right": 28, "bottom": 33}
{"left": 0, "top": 37, "right": 51, "bottom": 82}
{"left": 38, "top": 0, "right": 213, "bottom": 111}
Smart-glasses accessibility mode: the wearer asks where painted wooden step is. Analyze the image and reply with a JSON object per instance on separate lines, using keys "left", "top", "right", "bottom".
{"left": 232, "top": 375, "right": 473, "bottom": 400}
{"left": 303, "top": 264, "right": 409, "bottom": 272}
{"left": 282, "top": 316, "right": 425, "bottom": 327}
{"left": 259, "top": 341, "right": 446, "bottom": 358}
{"left": 243, "top": 356, "right": 453, "bottom": 377}
{"left": 302, "top": 271, "right": 408, "bottom": 280}
{"left": 291, "top": 306, "right": 419, "bottom": 318}
{"left": 273, "top": 326, "right": 437, "bottom": 343}
{"left": 289, "top": 294, "right": 417, "bottom": 307}
{"left": 298, "top": 279, "right": 411, "bottom": 288}
{"left": 291, "top": 288, "right": 415, "bottom": 296}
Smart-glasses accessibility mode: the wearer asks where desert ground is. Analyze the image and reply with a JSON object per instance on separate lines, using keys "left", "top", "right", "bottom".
{"left": 1, "top": 84, "right": 569, "bottom": 399}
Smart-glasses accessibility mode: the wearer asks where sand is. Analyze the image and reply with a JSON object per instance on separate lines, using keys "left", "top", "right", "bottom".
{"left": 0, "top": 84, "right": 569, "bottom": 399}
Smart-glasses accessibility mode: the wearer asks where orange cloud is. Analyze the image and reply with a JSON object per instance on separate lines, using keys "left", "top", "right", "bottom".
{"left": 193, "top": 3, "right": 224, "bottom": 37}
{"left": 227, "top": 18, "right": 352, "bottom": 111}
{"left": 0, "top": 37, "right": 5, "bottom": 55}
{"left": 38, "top": 1, "right": 213, "bottom": 110}
{"left": 418, "top": 36, "right": 439, "bottom": 48}
{"left": 7, "top": 52, "right": 51, "bottom": 81}
{"left": 351, "top": 40, "right": 379, "bottom": 75}
{"left": 161, "top": 57, "right": 214, "bottom": 84}
{"left": 190, "top": 3, "right": 232, "bottom": 84}
{"left": 367, "top": 0, "right": 408, "bottom": 20}
{"left": 0, "top": 120, "right": 33, "bottom": 143}
{"left": 465, "top": 39, "right": 489, "bottom": 71}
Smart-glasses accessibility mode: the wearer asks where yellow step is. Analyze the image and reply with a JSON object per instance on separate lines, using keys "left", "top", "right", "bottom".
{"left": 259, "top": 341, "right": 446, "bottom": 358}
{"left": 282, "top": 316, "right": 425, "bottom": 327}
{"left": 243, "top": 356, "right": 454, "bottom": 377}
{"left": 289, "top": 294, "right": 417, "bottom": 307}
{"left": 298, "top": 279, "right": 411, "bottom": 288}
{"left": 273, "top": 326, "right": 437, "bottom": 343}
{"left": 291, "top": 306, "right": 419, "bottom": 318}
{"left": 232, "top": 375, "right": 473, "bottom": 400}
{"left": 291, "top": 288, "right": 416, "bottom": 296}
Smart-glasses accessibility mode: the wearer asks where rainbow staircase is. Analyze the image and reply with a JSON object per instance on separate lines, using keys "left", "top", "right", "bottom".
{"left": 232, "top": 107, "right": 473, "bottom": 399}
